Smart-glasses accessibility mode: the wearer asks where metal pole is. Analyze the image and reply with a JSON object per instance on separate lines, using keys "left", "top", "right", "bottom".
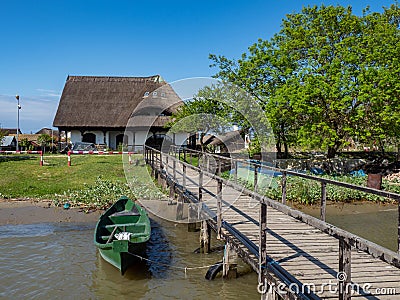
{"left": 16, "top": 95, "right": 20, "bottom": 152}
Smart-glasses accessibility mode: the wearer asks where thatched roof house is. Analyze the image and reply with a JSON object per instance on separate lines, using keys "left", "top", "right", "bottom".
{"left": 53, "top": 75, "right": 187, "bottom": 150}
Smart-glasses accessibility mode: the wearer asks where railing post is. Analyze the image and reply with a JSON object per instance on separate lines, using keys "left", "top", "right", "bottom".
{"left": 183, "top": 164, "right": 187, "bottom": 187}
{"left": 190, "top": 152, "right": 193, "bottom": 165}
{"left": 234, "top": 160, "right": 238, "bottom": 184}
{"left": 199, "top": 170, "right": 203, "bottom": 202}
{"left": 183, "top": 148, "right": 186, "bottom": 162}
{"left": 165, "top": 155, "right": 169, "bottom": 175}
{"left": 398, "top": 201, "right": 400, "bottom": 253}
{"left": 217, "top": 178, "right": 223, "bottom": 239}
{"left": 218, "top": 159, "right": 221, "bottom": 176}
{"left": 339, "top": 239, "right": 351, "bottom": 300}
{"left": 259, "top": 200, "right": 267, "bottom": 292}
{"left": 173, "top": 158, "right": 176, "bottom": 181}
{"left": 321, "top": 181, "right": 327, "bottom": 222}
{"left": 254, "top": 163, "right": 258, "bottom": 193}
{"left": 282, "top": 171, "right": 287, "bottom": 204}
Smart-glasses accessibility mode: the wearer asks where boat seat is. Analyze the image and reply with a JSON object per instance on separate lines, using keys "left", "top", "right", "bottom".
{"left": 104, "top": 223, "right": 143, "bottom": 229}
{"left": 109, "top": 206, "right": 140, "bottom": 218}
{"left": 100, "top": 232, "right": 148, "bottom": 241}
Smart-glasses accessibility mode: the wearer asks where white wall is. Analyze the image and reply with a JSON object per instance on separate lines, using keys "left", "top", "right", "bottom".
{"left": 108, "top": 131, "right": 124, "bottom": 149}
{"left": 70, "top": 130, "right": 81, "bottom": 144}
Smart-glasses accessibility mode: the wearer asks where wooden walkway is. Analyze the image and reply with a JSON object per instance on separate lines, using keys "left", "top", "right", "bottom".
{"left": 145, "top": 147, "right": 400, "bottom": 299}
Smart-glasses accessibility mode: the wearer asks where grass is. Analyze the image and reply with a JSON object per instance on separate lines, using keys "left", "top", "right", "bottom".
{"left": 0, "top": 154, "right": 127, "bottom": 199}
{"left": 0, "top": 154, "right": 166, "bottom": 209}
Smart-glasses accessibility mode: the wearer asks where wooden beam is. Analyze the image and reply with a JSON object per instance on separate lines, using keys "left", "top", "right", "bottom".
{"left": 321, "top": 182, "right": 327, "bottom": 222}
{"left": 281, "top": 171, "right": 287, "bottom": 204}
{"left": 339, "top": 238, "right": 351, "bottom": 300}
{"left": 217, "top": 178, "right": 223, "bottom": 239}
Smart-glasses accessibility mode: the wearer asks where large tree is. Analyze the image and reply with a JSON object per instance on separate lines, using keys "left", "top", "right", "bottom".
{"left": 211, "top": 4, "right": 400, "bottom": 158}
{"left": 355, "top": 4, "right": 400, "bottom": 152}
{"left": 169, "top": 82, "right": 270, "bottom": 152}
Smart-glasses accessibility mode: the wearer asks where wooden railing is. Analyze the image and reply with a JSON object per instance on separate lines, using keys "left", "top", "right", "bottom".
{"left": 145, "top": 145, "right": 400, "bottom": 300}
{"left": 169, "top": 145, "right": 400, "bottom": 251}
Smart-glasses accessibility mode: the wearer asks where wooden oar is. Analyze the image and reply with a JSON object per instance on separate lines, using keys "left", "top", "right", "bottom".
{"left": 106, "top": 225, "right": 119, "bottom": 244}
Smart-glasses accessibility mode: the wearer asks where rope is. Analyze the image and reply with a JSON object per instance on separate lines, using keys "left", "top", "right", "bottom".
{"left": 129, "top": 253, "right": 225, "bottom": 273}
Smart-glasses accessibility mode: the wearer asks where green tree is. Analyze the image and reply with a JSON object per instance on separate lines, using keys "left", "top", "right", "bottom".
{"left": 210, "top": 38, "right": 299, "bottom": 158}
{"left": 355, "top": 4, "right": 400, "bottom": 152}
{"left": 169, "top": 83, "right": 270, "bottom": 152}
{"left": 19, "top": 138, "right": 30, "bottom": 151}
{"left": 168, "top": 84, "right": 231, "bottom": 151}
{"left": 211, "top": 4, "right": 400, "bottom": 158}
{"left": 38, "top": 134, "right": 52, "bottom": 153}
{"left": 0, "top": 129, "right": 5, "bottom": 146}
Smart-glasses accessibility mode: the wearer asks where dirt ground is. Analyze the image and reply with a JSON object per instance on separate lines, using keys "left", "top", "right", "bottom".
{"left": 0, "top": 199, "right": 103, "bottom": 225}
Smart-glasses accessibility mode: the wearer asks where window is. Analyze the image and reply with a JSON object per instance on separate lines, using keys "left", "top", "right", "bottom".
{"left": 144, "top": 91, "right": 149, "bottom": 97}
{"left": 153, "top": 91, "right": 158, "bottom": 96}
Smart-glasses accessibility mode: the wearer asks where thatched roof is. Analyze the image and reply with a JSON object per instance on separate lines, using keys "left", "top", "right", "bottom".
{"left": 1, "top": 128, "right": 22, "bottom": 135}
{"left": 53, "top": 75, "right": 183, "bottom": 129}
{"left": 10, "top": 134, "right": 41, "bottom": 143}
{"left": 36, "top": 128, "right": 59, "bottom": 136}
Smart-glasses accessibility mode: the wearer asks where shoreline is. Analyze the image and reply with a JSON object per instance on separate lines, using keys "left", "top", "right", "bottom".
{"left": 0, "top": 198, "right": 103, "bottom": 225}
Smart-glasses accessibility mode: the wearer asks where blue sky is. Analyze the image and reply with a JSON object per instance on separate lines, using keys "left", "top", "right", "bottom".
{"left": 0, "top": 0, "right": 396, "bottom": 133}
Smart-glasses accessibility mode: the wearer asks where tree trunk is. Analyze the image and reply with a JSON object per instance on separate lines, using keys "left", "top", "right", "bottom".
{"left": 284, "top": 141, "right": 289, "bottom": 159}
{"left": 327, "top": 147, "right": 336, "bottom": 158}
{"left": 327, "top": 141, "right": 341, "bottom": 158}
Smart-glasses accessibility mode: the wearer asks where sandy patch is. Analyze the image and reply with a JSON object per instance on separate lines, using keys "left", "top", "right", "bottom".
{"left": 0, "top": 199, "right": 103, "bottom": 225}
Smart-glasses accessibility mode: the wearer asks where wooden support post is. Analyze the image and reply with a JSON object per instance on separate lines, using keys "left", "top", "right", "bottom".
{"left": 176, "top": 193, "right": 184, "bottom": 220}
{"left": 183, "top": 164, "right": 187, "bottom": 187}
{"left": 173, "top": 159, "right": 176, "bottom": 181}
{"left": 151, "top": 150, "right": 155, "bottom": 177}
{"left": 200, "top": 220, "right": 211, "bottom": 253}
{"left": 234, "top": 160, "right": 238, "bottom": 184}
{"left": 321, "top": 182, "right": 327, "bottom": 222}
{"left": 259, "top": 201, "right": 267, "bottom": 293}
{"left": 169, "top": 183, "right": 175, "bottom": 201}
{"left": 217, "top": 179, "right": 223, "bottom": 239}
{"left": 254, "top": 164, "right": 258, "bottom": 193}
{"left": 218, "top": 159, "right": 221, "bottom": 176}
{"left": 183, "top": 148, "right": 186, "bottom": 162}
{"left": 223, "top": 242, "right": 238, "bottom": 279}
{"left": 339, "top": 239, "right": 351, "bottom": 300}
{"left": 199, "top": 170, "right": 203, "bottom": 202}
{"left": 398, "top": 201, "right": 400, "bottom": 253}
{"left": 282, "top": 171, "right": 287, "bottom": 204}
{"left": 190, "top": 152, "right": 193, "bottom": 165}
{"left": 207, "top": 155, "right": 210, "bottom": 172}
{"left": 165, "top": 155, "right": 169, "bottom": 174}
{"left": 188, "top": 203, "right": 198, "bottom": 232}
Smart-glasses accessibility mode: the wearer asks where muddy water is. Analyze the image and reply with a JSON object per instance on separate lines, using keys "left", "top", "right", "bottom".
{"left": 0, "top": 203, "right": 397, "bottom": 299}
{"left": 298, "top": 202, "right": 398, "bottom": 251}
{"left": 0, "top": 217, "right": 257, "bottom": 299}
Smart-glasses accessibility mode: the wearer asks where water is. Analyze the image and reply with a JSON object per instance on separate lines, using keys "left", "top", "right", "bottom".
{"left": 0, "top": 203, "right": 397, "bottom": 299}
{"left": 0, "top": 218, "right": 258, "bottom": 300}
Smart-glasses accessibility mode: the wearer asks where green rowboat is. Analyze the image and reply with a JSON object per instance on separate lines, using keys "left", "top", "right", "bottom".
{"left": 94, "top": 196, "right": 151, "bottom": 275}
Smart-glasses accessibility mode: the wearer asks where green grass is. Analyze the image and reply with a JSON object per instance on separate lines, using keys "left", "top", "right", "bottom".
{"left": 179, "top": 153, "right": 199, "bottom": 167}
{"left": 0, "top": 154, "right": 127, "bottom": 199}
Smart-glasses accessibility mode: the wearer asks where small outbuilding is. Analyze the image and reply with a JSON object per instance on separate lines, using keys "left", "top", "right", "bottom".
{"left": 0, "top": 136, "right": 16, "bottom": 151}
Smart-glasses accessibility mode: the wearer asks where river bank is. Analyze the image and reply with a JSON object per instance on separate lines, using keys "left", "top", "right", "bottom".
{"left": 0, "top": 198, "right": 103, "bottom": 225}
